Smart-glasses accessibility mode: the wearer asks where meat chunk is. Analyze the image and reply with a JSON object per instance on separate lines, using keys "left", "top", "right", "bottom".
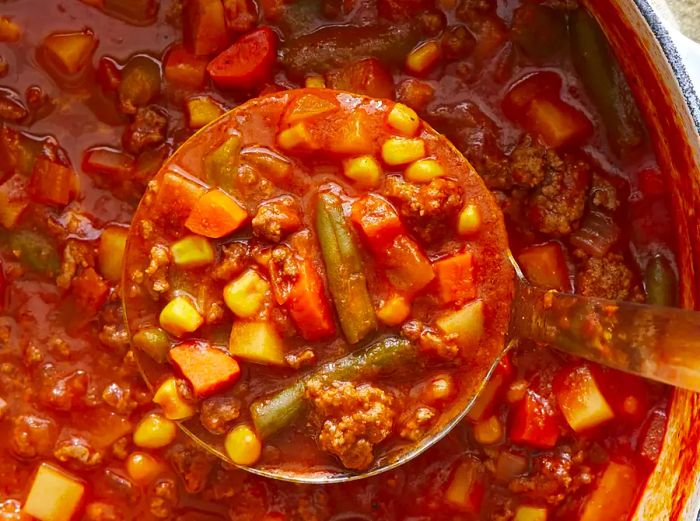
{"left": 399, "top": 406, "right": 437, "bottom": 441}
{"left": 251, "top": 196, "right": 302, "bottom": 243}
{"left": 53, "top": 436, "right": 103, "bottom": 469}
{"left": 144, "top": 243, "right": 170, "bottom": 294}
{"left": 57, "top": 239, "right": 95, "bottom": 290}
{"left": 200, "top": 396, "right": 241, "bottom": 435}
{"left": 37, "top": 369, "right": 89, "bottom": 412}
{"left": 10, "top": 414, "right": 57, "bottom": 459}
{"left": 211, "top": 242, "right": 248, "bottom": 281}
{"left": 383, "top": 177, "right": 463, "bottom": 243}
{"left": 306, "top": 380, "right": 395, "bottom": 470}
{"left": 123, "top": 106, "right": 168, "bottom": 155}
{"left": 575, "top": 252, "right": 643, "bottom": 301}
{"left": 167, "top": 443, "right": 216, "bottom": 494}
{"left": 401, "top": 319, "right": 459, "bottom": 360}
{"left": 590, "top": 172, "right": 620, "bottom": 211}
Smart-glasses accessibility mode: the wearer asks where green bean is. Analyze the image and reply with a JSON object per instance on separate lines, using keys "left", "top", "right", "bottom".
{"left": 316, "top": 192, "right": 377, "bottom": 344}
{"left": 250, "top": 337, "right": 415, "bottom": 438}
{"left": 570, "top": 9, "right": 644, "bottom": 154}
{"left": 132, "top": 327, "right": 171, "bottom": 363}
{"left": 203, "top": 136, "right": 241, "bottom": 194}
{"left": 645, "top": 255, "right": 677, "bottom": 306}
{"left": 118, "top": 55, "right": 161, "bottom": 113}
{"left": 6, "top": 229, "right": 60, "bottom": 276}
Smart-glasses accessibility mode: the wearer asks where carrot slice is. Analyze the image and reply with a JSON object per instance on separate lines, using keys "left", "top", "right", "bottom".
{"left": 433, "top": 252, "right": 475, "bottom": 304}
{"left": 207, "top": 27, "right": 276, "bottom": 90}
{"left": 185, "top": 189, "right": 248, "bottom": 238}
{"left": 169, "top": 340, "right": 241, "bottom": 397}
{"left": 29, "top": 157, "right": 76, "bottom": 206}
{"left": 351, "top": 194, "right": 404, "bottom": 252}
{"left": 287, "top": 258, "right": 336, "bottom": 341}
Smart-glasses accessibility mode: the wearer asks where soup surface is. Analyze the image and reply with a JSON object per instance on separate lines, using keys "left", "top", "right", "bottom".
{"left": 0, "top": 0, "right": 678, "bottom": 520}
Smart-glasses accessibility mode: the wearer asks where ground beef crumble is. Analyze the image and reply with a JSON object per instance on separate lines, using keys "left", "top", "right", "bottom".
{"left": 251, "top": 196, "right": 302, "bottom": 243}
{"left": 575, "top": 252, "right": 644, "bottom": 301}
{"left": 200, "top": 396, "right": 241, "bottom": 435}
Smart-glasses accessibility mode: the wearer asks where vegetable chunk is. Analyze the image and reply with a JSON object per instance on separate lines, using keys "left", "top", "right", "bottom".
{"left": 229, "top": 321, "right": 285, "bottom": 365}
{"left": 169, "top": 341, "right": 241, "bottom": 397}
{"left": 207, "top": 27, "right": 277, "bottom": 89}
{"left": 23, "top": 463, "right": 85, "bottom": 521}
{"left": 185, "top": 189, "right": 248, "bottom": 238}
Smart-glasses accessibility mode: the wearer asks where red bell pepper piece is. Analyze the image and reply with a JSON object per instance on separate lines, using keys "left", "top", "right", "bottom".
{"left": 517, "top": 242, "right": 571, "bottom": 292}
{"left": 351, "top": 194, "right": 404, "bottom": 252}
{"left": 29, "top": 157, "right": 76, "bottom": 206}
{"left": 169, "top": 340, "right": 241, "bottom": 397}
{"left": 433, "top": 251, "right": 476, "bottom": 304}
{"left": 509, "top": 389, "right": 560, "bottom": 449}
{"left": 207, "top": 27, "right": 277, "bottom": 90}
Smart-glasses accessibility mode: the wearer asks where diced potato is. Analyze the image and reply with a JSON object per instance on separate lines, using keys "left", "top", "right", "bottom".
{"left": 0, "top": 16, "right": 21, "bottom": 42}
{"left": 435, "top": 299, "right": 484, "bottom": 349}
{"left": 23, "top": 463, "right": 85, "bottom": 521}
{"left": 229, "top": 321, "right": 285, "bottom": 365}
{"left": 404, "top": 158, "right": 445, "bottom": 183}
{"left": 406, "top": 41, "right": 441, "bottom": 75}
{"left": 381, "top": 137, "right": 426, "bottom": 166}
{"left": 304, "top": 75, "right": 326, "bottom": 88}
{"left": 457, "top": 204, "right": 481, "bottom": 236}
{"left": 98, "top": 226, "right": 128, "bottom": 282}
{"left": 126, "top": 452, "right": 163, "bottom": 484}
{"left": 343, "top": 155, "right": 382, "bottom": 188}
{"left": 277, "top": 122, "right": 316, "bottom": 151}
{"left": 133, "top": 413, "right": 177, "bottom": 448}
{"left": 170, "top": 235, "right": 215, "bottom": 269}
{"left": 186, "top": 96, "right": 225, "bottom": 129}
{"left": 224, "top": 424, "right": 262, "bottom": 466}
{"left": 387, "top": 102, "right": 420, "bottom": 136}
{"left": 376, "top": 295, "right": 411, "bottom": 326}
{"left": 580, "top": 462, "right": 638, "bottom": 521}
{"left": 153, "top": 377, "right": 196, "bottom": 420}
{"left": 473, "top": 415, "right": 503, "bottom": 445}
{"left": 132, "top": 327, "right": 171, "bottom": 363}
{"left": 555, "top": 365, "right": 614, "bottom": 432}
{"left": 41, "top": 30, "right": 98, "bottom": 75}
{"left": 223, "top": 269, "right": 270, "bottom": 318}
{"left": 159, "top": 296, "right": 203, "bottom": 337}
{"left": 515, "top": 506, "right": 548, "bottom": 521}
{"left": 445, "top": 459, "right": 484, "bottom": 513}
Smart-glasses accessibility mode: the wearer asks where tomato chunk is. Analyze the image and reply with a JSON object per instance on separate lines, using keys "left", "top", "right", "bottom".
{"left": 433, "top": 251, "right": 476, "bottom": 304}
{"left": 40, "top": 30, "right": 98, "bottom": 75}
{"left": 29, "top": 157, "right": 76, "bottom": 206}
{"left": 164, "top": 43, "right": 209, "bottom": 89}
{"left": 185, "top": 189, "right": 248, "bottom": 238}
{"left": 517, "top": 242, "right": 571, "bottom": 292}
{"left": 169, "top": 340, "right": 241, "bottom": 397}
{"left": 509, "top": 390, "right": 560, "bottom": 449}
{"left": 351, "top": 194, "right": 404, "bottom": 251}
{"left": 207, "top": 27, "right": 277, "bottom": 90}
{"left": 184, "top": 0, "right": 229, "bottom": 56}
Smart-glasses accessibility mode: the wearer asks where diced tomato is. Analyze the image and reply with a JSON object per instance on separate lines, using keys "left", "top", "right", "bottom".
{"left": 169, "top": 340, "right": 241, "bottom": 397}
{"left": 517, "top": 242, "right": 570, "bottom": 292}
{"left": 351, "top": 194, "right": 405, "bottom": 252}
{"left": 164, "top": 43, "right": 209, "bottom": 89}
{"left": 580, "top": 461, "right": 638, "bottom": 521}
{"left": 185, "top": 189, "right": 248, "bottom": 238}
{"left": 287, "top": 258, "right": 336, "bottom": 341}
{"left": 503, "top": 72, "right": 562, "bottom": 119}
{"left": 553, "top": 364, "right": 615, "bottom": 433}
{"left": 526, "top": 97, "right": 593, "bottom": 149}
{"left": 82, "top": 147, "right": 135, "bottom": 179}
{"left": 29, "top": 157, "right": 76, "bottom": 206}
{"left": 325, "top": 58, "right": 395, "bottom": 99}
{"left": 383, "top": 234, "right": 435, "bottom": 293}
{"left": 71, "top": 267, "right": 110, "bottom": 313}
{"left": 433, "top": 251, "right": 476, "bottom": 304}
{"left": 283, "top": 93, "right": 338, "bottom": 126}
{"left": 207, "top": 27, "right": 276, "bottom": 90}
{"left": 444, "top": 458, "right": 485, "bottom": 513}
{"left": 467, "top": 354, "right": 513, "bottom": 422}
{"left": 184, "top": 0, "right": 230, "bottom": 56}
{"left": 637, "top": 407, "right": 667, "bottom": 465}
{"left": 509, "top": 390, "right": 560, "bottom": 449}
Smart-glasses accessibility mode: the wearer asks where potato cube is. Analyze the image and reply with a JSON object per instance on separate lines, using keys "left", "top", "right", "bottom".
{"left": 229, "top": 321, "right": 285, "bottom": 365}
{"left": 159, "top": 296, "right": 203, "bottom": 337}
{"left": 153, "top": 377, "right": 196, "bottom": 420}
{"left": 186, "top": 96, "right": 224, "bottom": 129}
{"left": 381, "top": 137, "right": 426, "bottom": 165}
{"left": 223, "top": 269, "right": 270, "bottom": 318}
{"left": 23, "top": 463, "right": 85, "bottom": 521}
{"left": 170, "top": 235, "right": 215, "bottom": 269}
{"left": 98, "top": 225, "right": 128, "bottom": 282}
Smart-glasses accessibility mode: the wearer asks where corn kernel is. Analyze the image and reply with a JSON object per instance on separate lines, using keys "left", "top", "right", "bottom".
{"left": 170, "top": 235, "right": 215, "bottom": 269}
{"left": 304, "top": 75, "right": 326, "bottom": 88}
{"left": 224, "top": 424, "right": 262, "bottom": 466}
{"left": 159, "top": 296, "right": 203, "bottom": 337}
{"left": 404, "top": 158, "right": 445, "bottom": 183}
{"left": 186, "top": 96, "right": 224, "bottom": 129}
{"left": 381, "top": 137, "right": 426, "bottom": 166}
{"left": 133, "top": 413, "right": 177, "bottom": 449}
{"left": 457, "top": 204, "right": 481, "bottom": 236}
{"left": 153, "top": 377, "right": 196, "bottom": 420}
{"left": 376, "top": 295, "right": 411, "bottom": 326}
{"left": 342, "top": 155, "right": 382, "bottom": 188}
{"left": 424, "top": 374, "right": 456, "bottom": 405}
{"left": 406, "top": 41, "right": 441, "bottom": 75}
{"left": 473, "top": 415, "right": 503, "bottom": 445}
{"left": 514, "top": 506, "right": 548, "bottom": 521}
{"left": 387, "top": 103, "right": 420, "bottom": 136}
{"left": 126, "top": 452, "right": 163, "bottom": 484}
{"left": 277, "top": 122, "right": 315, "bottom": 150}
{"left": 223, "top": 269, "right": 270, "bottom": 318}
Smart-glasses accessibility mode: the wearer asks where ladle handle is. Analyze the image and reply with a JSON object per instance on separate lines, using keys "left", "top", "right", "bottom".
{"left": 509, "top": 278, "right": 700, "bottom": 391}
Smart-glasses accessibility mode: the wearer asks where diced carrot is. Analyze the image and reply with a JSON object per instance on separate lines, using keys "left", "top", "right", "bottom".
{"left": 185, "top": 189, "right": 248, "bottom": 238}
{"left": 526, "top": 97, "right": 592, "bottom": 149}
{"left": 169, "top": 340, "right": 241, "bottom": 397}
{"left": 517, "top": 242, "right": 571, "bottom": 292}
{"left": 467, "top": 354, "right": 512, "bottom": 421}
{"left": 154, "top": 172, "right": 206, "bottom": 223}
{"left": 554, "top": 365, "right": 614, "bottom": 432}
{"left": 0, "top": 175, "right": 30, "bottom": 229}
{"left": 287, "top": 258, "right": 336, "bottom": 341}
{"left": 23, "top": 463, "right": 85, "bottom": 521}
{"left": 325, "top": 111, "right": 375, "bottom": 155}
{"left": 283, "top": 93, "right": 338, "bottom": 126}
{"left": 509, "top": 390, "right": 560, "bottom": 449}
{"left": 82, "top": 146, "right": 135, "bottom": 179}
{"left": 433, "top": 251, "right": 476, "bottom": 304}
{"left": 580, "top": 462, "right": 638, "bottom": 521}
{"left": 29, "top": 157, "right": 76, "bottom": 206}
{"left": 71, "top": 267, "right": 110, "bottom": 313}
{"left": 503, "top": 72, "right": 562, "bottom": 119}
{"left": 164, "top": 43, "right": 209, "bottom": 89}
{"left": 40, "top": 30, "right": 98, "bottom": 75}
{"left": 383, "top": 234, "right": 434, "bottom": 293}
{"left": 325, "top": 58, "right": 395, "bottom": 99}
{"left": 184, "top": 0, "right": 229, "bottom": 56}
{"left": 351, "top": 194, "right": 404, "bottom": 252}
{"left": 207, "top": 27, "right": 277, "bottom": 90}
{"left": 445, "top": 458, "right": 485, "bottom": 513}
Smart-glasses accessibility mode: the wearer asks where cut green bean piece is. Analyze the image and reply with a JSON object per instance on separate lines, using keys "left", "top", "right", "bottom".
{"left": 132, "top": 326, "right": 171, "bottom": 363}
{"left": 316, "top": 192, "right": 377, "bottom": 344}
{"left": 645, "top": 255, "right": 677, "bottom": 306}
{"left": 251, "top": 337, "right": 416, "bottom": 439}
{"left": 203, "top": 135, "right": 242, "bottom": 194}
{"left": 7, "top": 229, "right": 60, "bottom": 276}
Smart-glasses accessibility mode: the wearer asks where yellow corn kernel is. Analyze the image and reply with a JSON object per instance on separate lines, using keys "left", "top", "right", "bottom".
{"left": 424, "top": 374, "right": 456, "bottom": 404}
{"left": 304, "top": 75, "right": 326, "bottom": 88}
{"left": 277, "top": 122, "right": 315, "bottom": 150}
{"left": 0, "top": 16, "right": 21, "bottom": 43}
{"left": 342, "top": 155, "right": 382, "bottom": 188}
{"left": 387, "top": 103, "right": 420, "bottom": 136}
{"left": 170, "top": 235, "right": 215, "bottom": 269}
{"left": 381, "top": 137, "right": 426, "bottom": 166}
{"left": 406, "top": 41, "right": 441, "bottom": 75}
{"left": 224, "top": 424, "right": 262, "bottom": 466}
{"left": 404, "top": 158, "right": 445, "bottom": 183}
{"left": 98, "top": 226, "right": 128, "bottom": 282}
{"left": 473, "top": 415, "right": 503, "bottom": 446}
{"left": 159, "top": 296, "right": 203, "bottom": 337}
{"left": 457, "top": 204, "right": 481, "bottom": 236}
{"left": 186, "top": 96, "right": 224, "bottom": 129}
{"left": 514, "top": 506, "right": 548, "bottom": 521}
{"left": 376, "top": 295, "right": 411, "bottom": 326}
{"left": 153, "top": 377, "right": 195, "bottom": 420}
{"left": 133, "top": 413, "right": 177, "bottom": 449}
{"left": 223, "top": 269, "right": 270, "bottom": 318}
{"left": 126, "top": 452, "right": 163, "bottom": 484}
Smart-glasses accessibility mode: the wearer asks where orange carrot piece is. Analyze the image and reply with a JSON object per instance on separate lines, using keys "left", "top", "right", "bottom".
{"left": 169, "top": 340, "right": 241, "bottom": 397}
{"left": 433, "top": 252, "right": 476, "bottom": 304}
{"left": 351, "top": 194, "right": 404, "bottom": 252}
{"left": 185, "top": 189, "right": 248, "bottom": 238}
{"left": 71, "top": 267, "right": 110, "bottom": 313}
{"left": 283, "top": 93, "right": 338, "bottom": 125}
{"left": 29, "top": 157, "right": 76, "bottom": 206}
{"left": 287, "top": 258, "right": 336, "bottom": 341}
